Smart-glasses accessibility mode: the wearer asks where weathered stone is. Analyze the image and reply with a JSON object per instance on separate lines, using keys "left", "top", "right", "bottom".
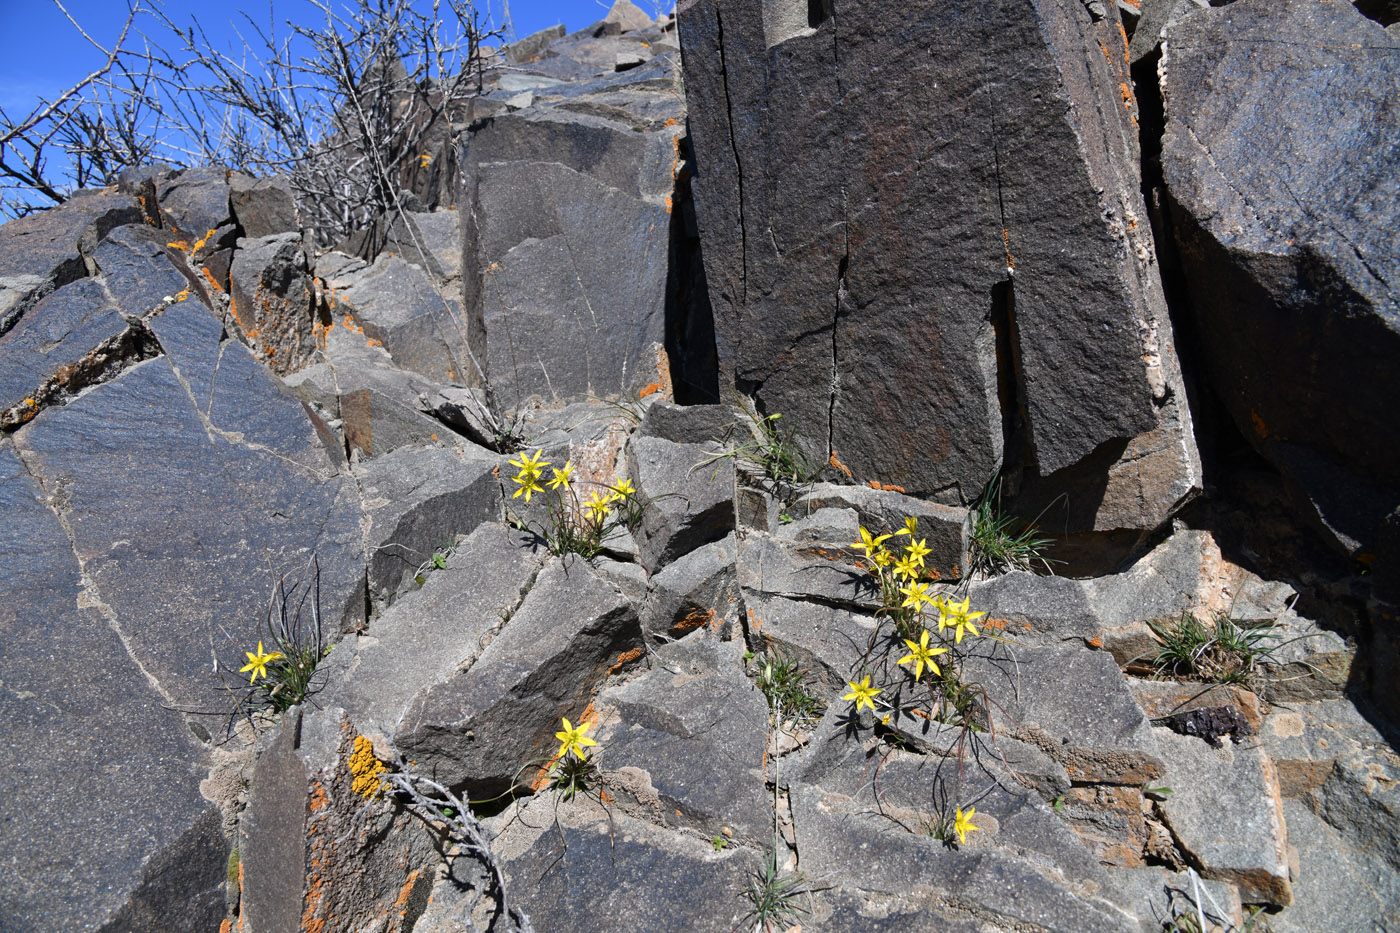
{"left": 1153, "top": 727, "right": 1292, "bottom": 905}
{"left": 92, "top": 223, "right": 203, "bottom": 317}
{"left": 0, "top": 278, "right": 133, "bottom": 426}
{"left": 967, "top": 571, "right": 1102, "bottom": 646}
{"left": 743, "top": 591, "right": 876, "bottom": 697}
{"left": 1104, "top": 865, "right": 1244, "bottom": 932}
{"left": 321, "top": 252, "right": 469, "bottom": 385}
{"left": 1130, "top": 680, "right": 1265, "bottom": 735}
{"left": 605, "top": 0, "right": 654, "bottom": 31}
{"left": 319, "top": 524, "right": 546, "bottom": 740}
{"left": 678, "top": 0, "right": 1198, "bottom": 534}
{"left": 644, "top": 533, "right": 739, "bottom": 639}
{"left": 1060, "top": 784, "right": 1150, "bottom": 867}
{"left": 0, "top": 442, "right": 228, "bottom": 931}
{"left": 0, "top": 188, "right": 143, "bottom": 332}
{"left": 381, "top": 209, "right": 461, "bottom": 285}
{"left": 12, "top": 354, "right": 365, "bottom": 710}
{"left": 794, "top": 483, "right": 969, "bottom": 579}
{"left": 627, "top": 435, "right": 734, "bottom": 571}
{"left": 1313, "top": 735, "right": 1400, "bottom": 874}
{"left": 1257, "top": 698, "right": 1386, "bottom": 798}
{"left": 1161, "top": 0, "right": 1400, "bottom": 556}
{"left": 738, "top": 533, "right": 881, "bottom": 609}
{"left": 357, "top": 445, "right": 502, "bottom": 604}
{"left": 776, "top": 506, "right": 860, "bottom": 544}
{"left": 458, "top": 55, "right": 683, "bottom": 407}
{"left": 228, "top": 232, "right": 317, "bottom": 374}
{"left": 158, "top": 165, "right": 233, "bottom": 241}
{"left": 493, "top": 797, "right": 758, "bottom": 933}
{"left": 396, "top": 558, "right": 642, "bottom": 793}
{"left": 1272, "top": 798, "right": 1400, "bottom": 933}
{"left": 1129, "top": 0, "right": 1209, "bottom": 64}
{"left": 597, "top": 632, "right": 772, "bottom": 842}
{"left": 970, "top": 643, "right": 1165, "bottom": 784}
{"left": 228, "top": 172, "right": 300, "bottom": 239}
{"left": 635, "top": 400, "right": 734, "bottom": 444}
{"left": 503, "top": 24, "right": 566, "bottom": 63}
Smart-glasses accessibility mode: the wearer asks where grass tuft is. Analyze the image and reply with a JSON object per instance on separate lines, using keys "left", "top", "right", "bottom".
{"left": 743, "top": 847, "right": 809, "bottom": 933}
{"left": 752, "top": 650, "right": 824, "bottom": 723}
{"left": 1149, "top": 612, "right": 1282, "bottom": 685}
{"left": 967, "top": 474, "right": 1054, "bottom": 577}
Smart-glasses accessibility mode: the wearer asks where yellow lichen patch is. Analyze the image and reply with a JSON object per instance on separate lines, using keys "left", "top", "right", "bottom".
{"left": 167, "top": 240, "right": 191, "bottom": 252}
{"left": 1002, "top": 227, "right": 1016, "bottom": 270}
{"left": 1118, "top": 22, "right": 1130, "bottom": 63}
{"left": 348, "top": 735, "right": 388, "bottom": 798}
{"left": 1119, "top": 82, "right": 1134, "bottom": 110}
{"left": 191, "top": 228, "right": 218, "bottom": 254}
{"left": 664, "top": 193, "right": 673, "bottom": 214}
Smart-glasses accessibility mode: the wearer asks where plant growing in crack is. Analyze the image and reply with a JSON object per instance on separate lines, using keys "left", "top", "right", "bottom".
{"left": 967, "top": 472, "right": 1055, "bottom": 577}
{"left": 503, "top": 448, "right": 643, "bottom": 559}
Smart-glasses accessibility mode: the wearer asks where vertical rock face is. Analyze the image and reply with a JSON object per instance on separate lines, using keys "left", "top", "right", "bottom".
{"left": 678, "top": 0, "right": 1198, "bottom": 532}
{"left": 1160, "top": 0, "right": 1400, "bottom": 556}
{"left": 457, "top": 51, "right": 684, "bottom": 410}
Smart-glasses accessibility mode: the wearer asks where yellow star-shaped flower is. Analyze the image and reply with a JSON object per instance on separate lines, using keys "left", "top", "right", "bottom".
{"left": 512, "top": 471, "right": 545, "bottom": 502}
{"left": 893, "top": 554, "right": 921, "bottom": 582}
{"left": 899, "top": 580, "right": 933, "bottom": 612}
{"left": 903, "top": 537, "right": 931, "bottom": 568}
{"left": 240, "top": 641, "right": 284, "bottom": 684}
{"left": 895, "top": 517, "right": 918, "bottom": 537}
{"left": 508, "top": 449, "right": 548, "bottom": 481}
{"left": 940, "top": 596, "right": 985, "bottom": 644}
{"left": 547, "top": 460, "right": 574, "bottom": 491}
{"left": 584, "top": 490, "right": 612, "bottom": 521}
{"left": 554, "top": 718, "right": 597, "bottom": 759}
{"left": 954, "top": 806, "right": 980, "bottom": 845}
{"left": 851, "top": 527, "right": 892, "bottom": 559}
{"left": 898, "top": 629, "right": 947, "bottom": 680}
{"left": 843, "top": 676, "right": 882, "bottom": 713}
{"left": 608, "top": 478, "right": 636, "bottom": 503}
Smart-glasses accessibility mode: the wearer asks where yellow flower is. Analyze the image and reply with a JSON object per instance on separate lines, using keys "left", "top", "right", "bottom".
{"left": 851, "top": 527, "right": 892, "bottom": 559}
{"left": 608, "top": 478, "right": 636, "bottom": 503}
{"left": 512, "top": 470, "right": 545, "bottom": 503}
{"left": 240, "top": 641, "right": 284, "bottom": 683}
{"left": 954, "top": 806, "right": 980, "bottom": 845}
{"left": 584, "top": 490, "right": 612, "bottom": 521}
{"left": 903, "top": 537, "right": 931, "bottom": 568}
{"left": 555, "top": 718, "right": 597, "bottom": 759}
{"left": 509, "top": 448, "right": 548, "bottom": 481}
{"left": 898, "top": 629, "right": 947, "bottom": 680}
{"left": 895, "top": 517, "right": 918, "bottom": 537}
{"left": 942, "top": 596, "right": 985, "bottom": 644}
{"left": 893, "top": 554, "right": 921, "bottom": 581}
{"left": 873, "top": 548, "right": 894, "bottom": 568}
{"left": 547, "top": 460, "right": 574, "bottom": 491}
{"left": 899, "top": 580, "right": 933, "bottom": 612}
{"left": 842, "top": 676, "right": 881, "bottom": 713}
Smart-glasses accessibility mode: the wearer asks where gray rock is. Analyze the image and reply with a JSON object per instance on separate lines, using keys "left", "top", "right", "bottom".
{"left": 794, "top": 483, "right": 969, "bottom": 580}
{"left": 635, "top": 401, "right": 735, "bottom": 444}
{"left": 91, "top": 223, "right": 202, "bottom": 318}
{"left": 627, "top": 434, "right": 735, "bottom": 571}
{"left": 1104, "top": 865, "right": 1244, "bottom": 932}
{"left": 0, "top": 188, "right": 143, "bottom": 332}
{"left": 1272, "top": 798, "right": 1400, "bottom": 933}
{"left": 742, "top": 591, "right": 876, "bottom": 697}
{"left": 1153, "top": 727, "right": 1292, "bottom": 905}
{"left": 158, "top": 165, "right": 233, "bottom": 242}
{"left": 970, "top": 643, "right": 1165, "bottom": 784}
{"left": 381, "top": 209, "right": 462, "bottom": 285}
{"left": 678, "top": 0, "right": 1199, "bottom": 532}
{"left": 1257, "top": 699, "right": 1386, "bottom": 798}
{"left": 396, "top": 557, "right": 643, "bottom": 793}
{"left": 605, "top": 0, "right": 653, "bottom": 32}
{"left": 503, "top": 24, "right": 566, "bottom": 63}
{"left": 967, "top": 571, "right": 1102, "bottom": 646}
{"left": 12, "top": 354, "right": 365, "bottom": 711}
{"left": 1313, "top": 734, "right": 1400, "bottom": 875}
{"left": 644, "top": 533, "right": 740, "bottom": 639}
{"left": 597, "top": 632, "right": 772, "bottom": 842}
{"left": 356, "top": 445, "right": 502, "bottom": 604}
{"left": 229, "top": 172, "right": 300, "bottom": 239}
{"left": 1161, "top": 0, "right": 1400, "bottom": 556}
{"left": 458, "top": 56, "right": 683, "bottom": 408}
{"left": 776, "top": 506, "right": 861, "bottom": 544}
{"left": 228, "top": 232, "right": 317, "bottom": 374}
{"left": 0, "top": 443, "right": 228, "bottom": 931}
{"left": 738, "top": 533, "right": 881, "bottom": 610}
{"left": 1128, "top": 0, "right": 1209, "bottom": 64}
{"left": 321, "top": 252, "right": 470, "bottom": 385}
{"left": 493, "top": 796, "right": 758, "bottom": 933}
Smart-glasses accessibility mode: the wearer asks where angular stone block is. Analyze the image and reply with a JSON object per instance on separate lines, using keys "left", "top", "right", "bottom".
{"left": 228, "top": 232, "right": 317, "bottom": 374}
{"left": 627, "top": 434, "right": 735, "bottom": 571}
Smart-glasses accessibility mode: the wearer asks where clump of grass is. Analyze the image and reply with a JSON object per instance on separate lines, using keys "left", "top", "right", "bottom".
{"left": 968, "top": 474, "right": 1053, "bottom": 577}
{"left": 752, "top": 651, "right": 824, "bottom": 723}
{"left": 227, "top": 557, "right": 331, "bottom": 718}
{"left": 1149, "top": 611, "right": 1282, "bottom": 685}
{"left": 699, "top": 401, "right": 819, "bottom": 488}
{"left": 743, "top": 847, "right": 809, "bottom": 933}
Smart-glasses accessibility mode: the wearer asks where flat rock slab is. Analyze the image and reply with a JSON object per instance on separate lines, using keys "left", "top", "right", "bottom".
{"left": 597, "top": 632, "right": 771, "bottom": 843}
{"left": 12, "top": 353, "right": 365, "bottom": 712}
{"left": 396, "top": 557, "right": 643, "bottom": 793}
{"left": 0, "top": 443, "right": 227, "bottom": 932}
{"left": 320, "top": 523, "right": 546, "bottom": 740}
{"left": 643, "top": 532, "right": 740, "bottom": 639}
{"left": 794, "top": 483, "right": 969, "bottom": 579}
{"left": 743, "top": 591, "right": 877, "bottom": 698}
{"left": 1272, "top": 798, "right": 1400, "bottom": 933}
{"left": 1153, "top": 727, "right": 1292, "bottom": 905}
{"left": 1258, "top": 698, "right": 1388, "bottom": 798}
{"left": 968, "top": 642, "right": 1165, "bottom": 784}
{"left": 356, "top": 445, "right": 503, "bottom": 603}
{"left": 1162, "top": 0, "right": 1400, "bottom": 554}
{"left": 738, "top": 533, "right": 881, "bottom": 609}
{"left": 627, "top": 434, "right": 735, "bottom": 571}
{"left": 492, "top": 797, "right": 758, "bottom": 933}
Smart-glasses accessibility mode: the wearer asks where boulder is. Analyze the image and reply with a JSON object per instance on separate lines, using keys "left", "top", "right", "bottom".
{"left": 228, "top": 232, "right": 318, "bottom": 374}
{"left": 627, "top": 434, "right": 735, "bottom": 570}
{"left": 228, "top": 172, "right": 300, "bottom": 239}
{"left": 395, "top": 557, "right": 643, "bottom": 793}
{"left": 643, "top": 533, "right": 740, "bottom": 639}
{"left": 157, "top": 165, "right": 234, "bottom": 242}
{"left": 677, "top": 0, "right": 1199, "bottom": 546}
{"left": 793, "top": 483, "right": 968, "bottom": 579}
{"left": 458, "top": 53, "right": 683, "bottom": 408}
{"left": 1161, "top": 0, "right": 1400, "bottom": 556}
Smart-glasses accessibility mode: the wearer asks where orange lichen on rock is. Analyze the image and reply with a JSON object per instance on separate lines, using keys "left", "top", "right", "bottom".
{"left": 1002, "top": 227, "right": 1016, "bottom": 270}
{"left": 609, "top": 647, "right": 644, "bottom": 674}
{"left": 868, "top": 480, "right": 907, "bottom": 493}
{"left": 1118, "top": 21, "right": 1131, "bottom": 62}
{"left": 639, "top": 380, "right": 663, "bottom": 399}
{"left": 829, "top": 451, "right": 854, "bottom": 480}
{"left": 675, "top": 607, "right": 719, "bottom": 635}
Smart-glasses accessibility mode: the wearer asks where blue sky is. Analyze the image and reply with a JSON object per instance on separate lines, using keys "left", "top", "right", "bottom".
{"left": 0, "top": 0, "right": 655, "bottom": 115}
